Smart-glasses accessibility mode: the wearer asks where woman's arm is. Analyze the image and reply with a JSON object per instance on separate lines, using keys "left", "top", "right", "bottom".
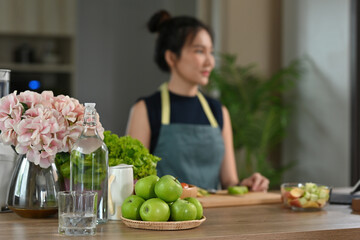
{"left": 220, "top": 106, "right": 239, "bottom": 189}
{"left": 125, "top": 100, "right": 151, "bottom": 149}
{"left": 220, "top": 106, "right": 269, "bottom": 191}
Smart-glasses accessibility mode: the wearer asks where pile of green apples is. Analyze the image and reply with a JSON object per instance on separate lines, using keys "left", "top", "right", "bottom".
{"left": 121, "top": 175, "right": 203, "bottom": 221}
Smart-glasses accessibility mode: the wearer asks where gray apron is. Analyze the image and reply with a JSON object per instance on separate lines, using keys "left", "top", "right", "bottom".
{"left": 154, "top": 83, "right": 225, "bottom": 190}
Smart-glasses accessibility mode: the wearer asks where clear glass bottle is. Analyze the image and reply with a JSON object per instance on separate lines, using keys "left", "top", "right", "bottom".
{"left": 70, "top": 103, "right": 108, "bottom": 224}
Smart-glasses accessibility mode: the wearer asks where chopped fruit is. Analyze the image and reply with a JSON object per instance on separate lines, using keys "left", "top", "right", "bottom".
{"left": 281, "top": 183, "right": 330, "bottom": 210}
{"left": 283, "top": 191, "right": 295, "bottom": 200}
{"left": 290, "top": 187, "right": 304, "bottom": 198}
{"left": 317, "top": 199, "right": 327, "bottom": 208}
{"left": 181, "top": 183, "right": 189, "bottom": 189}
{"left": 197, "top": 188, "right": 210, "bottom": 197}
{"left": 298, "top": 197, "right": 307, "bottom": 206}
{"left": 319, "top": 189, "right": 330, "bottom": 200}
{"left": 310, "top": 194, "right": 318, "bottom": 202}
{"left": 303, "top": 191, "right": 310, "bottom": 200}
{"left": 302, "top": 201, "right": 319, "bottom": 208}
{"left": 290, "top": 199, "right": 302, "bottom": 208}
{"left": 305, "top": 183, "right": 317, "bottom": 193}
{"left": 228, "top": 186, "right": 249, "bottom": 195}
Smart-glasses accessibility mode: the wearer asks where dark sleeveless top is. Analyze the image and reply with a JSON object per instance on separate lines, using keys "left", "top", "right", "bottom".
{"left": 140, "top": 90, "right": 223, "bottom": 153}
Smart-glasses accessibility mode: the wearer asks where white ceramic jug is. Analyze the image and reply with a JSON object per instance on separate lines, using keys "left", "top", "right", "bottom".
{"left": 108, "top": 164, "right": 133, "bottom": 220}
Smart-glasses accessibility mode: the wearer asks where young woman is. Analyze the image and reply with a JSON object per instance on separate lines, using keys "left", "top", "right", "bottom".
{"left": 126, "top": 10, "right": 269, "bottom": 191}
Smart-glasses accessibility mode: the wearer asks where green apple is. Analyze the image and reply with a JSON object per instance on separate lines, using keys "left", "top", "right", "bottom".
{"left": 170, "top": 199, "right": 197, "bottom": 221}
{"left": 139, "top": 198, "right": 170, "bottom": 221}
{"left": 168, "top": 201, "right": 174, "bottom": 208}
{"left": 135, "top": 175, "right": 159, "bottom": 200}
{"left": 155, "top": 175, "right": 182, "bottom": 203}
{"left": 121, "top": 195, "right": 145, "bottom": 220}
{"left": 228, "top": 186, "right": 249, "bottom": 195}
{"left": 184, "top": 197, "right": 203, "bottom": 220}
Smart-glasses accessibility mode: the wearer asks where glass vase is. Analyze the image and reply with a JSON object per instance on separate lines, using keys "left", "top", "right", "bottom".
{"left": 7, "top": 154, "right": 62, "bottom": 218}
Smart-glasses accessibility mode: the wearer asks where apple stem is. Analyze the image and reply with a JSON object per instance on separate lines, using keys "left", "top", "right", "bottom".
{"left": 174, "top": 177, "right": 180, "bottom": 184}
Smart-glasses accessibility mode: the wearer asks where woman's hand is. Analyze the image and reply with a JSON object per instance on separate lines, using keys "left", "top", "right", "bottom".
{"left": 240, "top": 172, "right": 269, "bottom": 192}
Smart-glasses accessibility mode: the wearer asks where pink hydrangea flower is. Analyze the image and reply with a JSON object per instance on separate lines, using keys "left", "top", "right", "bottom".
{"left": 0, "top": 90, "right": 106, "bottom": 168}
{"left": 1, "top": 128, "right": 18, "bottom": 145}
{"left": 53, "top": 95, "right": 84, "bottom": 124}
{"left": 0, "top": 92, "right": 23, "bottom": 145}
{"left": 60, "top": 123, "right": 82, "bottom": 153}
{"left": 18, "top": 91, "right": 42, "bottom": 108}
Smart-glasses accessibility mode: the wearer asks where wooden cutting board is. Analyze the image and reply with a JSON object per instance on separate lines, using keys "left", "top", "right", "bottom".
{"left": 198, "top": 190, "right": 281, "bottom": 208}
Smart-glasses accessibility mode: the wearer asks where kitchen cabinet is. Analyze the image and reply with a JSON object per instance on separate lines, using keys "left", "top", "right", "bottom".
{"left": 0, "top": 0, "right": 76, "bottom": 96}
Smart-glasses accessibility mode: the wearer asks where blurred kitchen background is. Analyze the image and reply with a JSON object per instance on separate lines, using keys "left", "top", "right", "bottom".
{"left": 0, "top": 0, "right": 356, "bottom": 188}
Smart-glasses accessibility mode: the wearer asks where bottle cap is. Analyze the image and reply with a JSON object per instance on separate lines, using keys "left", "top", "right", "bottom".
{"left": 85, "top": 103, "right": 96, "bottom": 108}
{"left": 84, "top": 103, "right": 97, "bottom": 125}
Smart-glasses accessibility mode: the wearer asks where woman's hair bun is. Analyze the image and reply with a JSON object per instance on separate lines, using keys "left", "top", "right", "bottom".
{"left": 148, "top": 10, "right": 171, "bottom": 33}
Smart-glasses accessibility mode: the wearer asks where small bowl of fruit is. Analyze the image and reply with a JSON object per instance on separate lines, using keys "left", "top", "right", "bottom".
{"left": 180, "top": 183, "right": 198, "bottom": 199}
{"left": 281, "top": 182, "right": 331, "bottom": 211}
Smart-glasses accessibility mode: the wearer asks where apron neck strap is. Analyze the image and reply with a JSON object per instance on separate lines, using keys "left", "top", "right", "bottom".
{"left": 159, "top": 82, "right": 171, "bottom": 125}
{"left": 159, "top": 82, "right": 219, "bottom": 128}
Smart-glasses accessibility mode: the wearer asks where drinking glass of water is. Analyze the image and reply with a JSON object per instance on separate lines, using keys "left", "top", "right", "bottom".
{"left": 58, "top": 191, "right": 97, "bottom": 236}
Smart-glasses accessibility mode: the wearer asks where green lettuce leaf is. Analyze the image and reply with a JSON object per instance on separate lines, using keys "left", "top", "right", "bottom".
{"left": 55, "top": 131, "right": 161, "bottom": 181}
{"left": 103, "top": 131, "right": 161, "bottom": 180}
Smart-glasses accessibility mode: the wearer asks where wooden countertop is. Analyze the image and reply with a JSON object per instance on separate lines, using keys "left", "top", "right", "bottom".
{"left": 1, "top": 203, "right": 360, "bottom": 239}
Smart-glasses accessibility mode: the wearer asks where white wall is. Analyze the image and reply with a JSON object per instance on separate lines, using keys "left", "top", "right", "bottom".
{"left": 282, "top": 0, "right": 351, "bottom": 187}
{"left": 75, "top": 0, "right": 196, "bottom": 135}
